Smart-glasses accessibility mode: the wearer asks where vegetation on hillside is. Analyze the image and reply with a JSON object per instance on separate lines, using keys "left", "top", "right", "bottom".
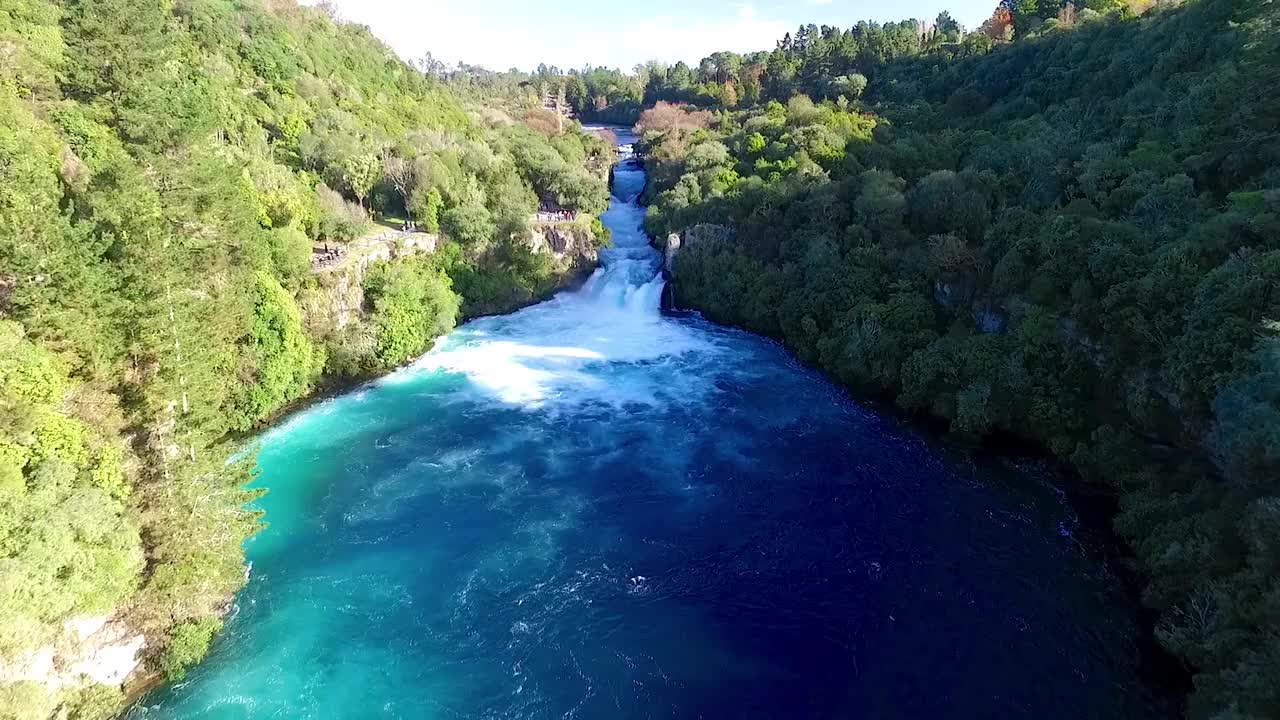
{"left": 0, "top": 0, "right": 608, "bottom": 715}
{"left": 435, "top": 61, "right": 647, "bottom": 126}
{"left": 3, "top": 0, "right": 1274, "bottom": 716}
{"left": 636, "top": 1, "right": 1279, "bottom": 717}
{"left": 476, "top": 1, "right": 1176, "bottom": 124}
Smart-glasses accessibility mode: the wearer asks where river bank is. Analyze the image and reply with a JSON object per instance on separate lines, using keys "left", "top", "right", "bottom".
{"left": 130, "top": 130, "right": 1178, "bottom": 719}
{"left": 654, "top": 224, "right": 1192, "bottom": 710}
{"left": 116, "top": 134, "right": 629, "bottom": 714}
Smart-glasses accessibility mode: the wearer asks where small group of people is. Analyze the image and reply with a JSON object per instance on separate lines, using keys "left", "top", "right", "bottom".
{"left": 400, "top": 220, "right": 419, "bottom": 232}
{"left": 536, "top": 209, "right": 577, "bottom": 223}
{"left": 311, "top": 243, "right": 346, "bottom": 268}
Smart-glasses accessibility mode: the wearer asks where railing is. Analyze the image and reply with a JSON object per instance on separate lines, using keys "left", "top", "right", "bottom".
{"left": 535, "top": 210, "right": 579, "bottom": 223}
{"left": 310, "top": 245, "right": 348, "bottom": 270}
{"left": 310, "top": 228, "right": 421, "bottom": 273}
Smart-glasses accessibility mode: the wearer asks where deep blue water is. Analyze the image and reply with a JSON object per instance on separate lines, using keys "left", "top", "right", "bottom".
{"left": 133, "top": 132, "right": 1172, "bottom": 719}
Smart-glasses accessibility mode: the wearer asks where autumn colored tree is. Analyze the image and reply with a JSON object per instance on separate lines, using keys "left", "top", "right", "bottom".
{"left": 982, "top": 6, "right": 1016, "bottom": 40}
{"left": 635, "top": 102, "right": 713, "bottom": 135}
{"left": 722, "top": 81, "right": 739, "bottom": 108}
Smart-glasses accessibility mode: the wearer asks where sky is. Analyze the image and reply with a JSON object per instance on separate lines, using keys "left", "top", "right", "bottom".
{"left": 307, "top": 0, "right": 998, "bottom": 73}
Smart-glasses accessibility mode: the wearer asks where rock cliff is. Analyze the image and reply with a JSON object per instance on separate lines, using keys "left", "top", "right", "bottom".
{"left": 529, "top": 222, "right": 601, "bottom": 284}
{"left": 661, "top": 224, "right": 735, "bottom": 275}
{"left": 0, "top": 615, "right": 146, "bottom": 708}
{"left": 302, "top": 222, "right": 602, "bottom": 340}
{"left": 304, "top": 232, "right": 440, "bottom": 333}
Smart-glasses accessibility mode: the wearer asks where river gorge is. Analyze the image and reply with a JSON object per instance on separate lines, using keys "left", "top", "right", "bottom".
{"left": 130, "top": 129, "right": 1175, "bottom": 719}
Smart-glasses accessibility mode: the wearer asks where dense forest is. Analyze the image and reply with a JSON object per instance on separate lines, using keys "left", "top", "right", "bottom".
{"left": 630, "top": 0, "right": 1278, "bottom": 717}
{"left": 0, "top": 0, "right": 610, "bottom": 716}
{"left": 2, "top": 0, "right": 1277, "bottom": 717}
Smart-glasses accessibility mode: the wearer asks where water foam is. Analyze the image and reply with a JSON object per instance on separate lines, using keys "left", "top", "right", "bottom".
{"left": 138, "top": 128, "right": 1177, "bottom": 720}
{"left": 397, "top": 152, "right": 718, "bottom": 409}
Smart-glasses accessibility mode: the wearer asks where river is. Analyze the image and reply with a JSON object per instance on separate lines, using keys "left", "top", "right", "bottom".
{"left": 132, "top": 129, "right": 1174, "bottom": 719}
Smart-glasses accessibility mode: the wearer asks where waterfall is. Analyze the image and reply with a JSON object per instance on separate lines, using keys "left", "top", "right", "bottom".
{"left": 143, "top": 125, "right": 1176, "bottom": 720}
{"left": 575, "top": 142, "right": 664, "bottom": 315}
{"left": 399, "top": 129, "right": 714, "bottom": 408}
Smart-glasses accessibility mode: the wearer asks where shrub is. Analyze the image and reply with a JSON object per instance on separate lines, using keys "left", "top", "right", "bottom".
{"left": 160, "top": 618, "right": 222, "bottom": 682}
{"left": 634, "top": 101, "right": 712, "bottom": 135}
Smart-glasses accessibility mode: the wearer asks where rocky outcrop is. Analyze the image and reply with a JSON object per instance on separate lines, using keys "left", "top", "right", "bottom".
{"left": 528, "top": 222, "right": 599, "bottom": 283}
{"left": 663, "top": 233, "right": 680, "bottom": 274}
{"left": 0, "top": 615, "right": 146, "bottom": 698}
{"left": 349, "top": 232, "right": 438, "bottom": 273}
{"left": 661, "top": 223, "right": 735, "bottom": 274}
{"left": 303, "top": 232, "right": 439, "bottom": 334}
{"left": 303, "top": 223, "right": 602, "bottom": 335}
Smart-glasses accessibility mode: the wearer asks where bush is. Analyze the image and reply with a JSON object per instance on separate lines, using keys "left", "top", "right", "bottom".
{"left": 231, "top": 272, "right": 323, "bottom": 431}
{"left": 409, "top": 186, "right": 443, "bottom": 232}
{"left": 313, "top": 183, "right": 369, "bottom": 242}
{"left": 441, "top": 202, "right": 496, "bottom": 251}
{"left": 0, "top": 682, "right": 56, "bottom": 720}
{"left": 62, "top": 684, "right": 124, "bottom": 720}
{"left": 0, "top": 323, "right": 142, "bottom": 657}
{"left": 634, "top": 101, "right": 712, "bottom": 135}
{"left": 160, "top": 618, "right": 222, "bottom": 682}
{"left": 365, "top": 259, "right": 460, "bottom": 367}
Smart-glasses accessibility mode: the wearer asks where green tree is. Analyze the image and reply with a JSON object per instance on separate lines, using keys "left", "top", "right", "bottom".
{"left": 160, "top": 618, "right": 222, "bottom": 681}
{"left": 365, "top": 259, "right": 460, "bottom": 367}
{"left": 231, "top": 272, "right": 323, "bottom": 431}
{"left": 830, "top": 73, "right": 868, "bottom": 100}
{"left": 341, "top": 153, "right": 381, "bottom": 209}
{"left": 441, "top": 202, "right": 497, "bottom": 251}
{"left": 411, "top": 187, "right": 444, "bottom": 232}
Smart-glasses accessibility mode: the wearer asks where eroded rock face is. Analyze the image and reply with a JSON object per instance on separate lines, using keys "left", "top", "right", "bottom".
{"left": 68, "top": 622, "right": 146, "bottom": 687}
{"left": 0, "top": 615, "right": 146, "bottom": 695}
{"left": 541, "top": 227, "right": 567, "bottom": 253}
{"left": 664, "top": 233, "right": 681, "bottom": 274}
{"left": 528, "top": 223, "right": 599, "bottom": 279}
{"left": 303, "top": 225, "right": 601, "bottom": 331}
{"left": 662, "top": 224, "right": 735, "bottom": 274}
{"left": 325, "top": 269, "right": 364, "bottom": 332}
{"left": 304, "top": 232, "right": 440, "bottom": 333}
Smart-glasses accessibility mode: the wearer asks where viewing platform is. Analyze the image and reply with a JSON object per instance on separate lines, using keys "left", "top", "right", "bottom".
{"left": 311, "top": 227, "right": 437, "bottom": 274}
{"left": 535, "top": 200, "right": 580, "bottom": 225}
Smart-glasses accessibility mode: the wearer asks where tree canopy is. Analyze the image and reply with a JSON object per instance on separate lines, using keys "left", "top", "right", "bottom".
{"left": 0, "top": 0, "right": 609, "bottom": 715}
{"left": 640, "top": 1, "right": 1280, "bottom": 717}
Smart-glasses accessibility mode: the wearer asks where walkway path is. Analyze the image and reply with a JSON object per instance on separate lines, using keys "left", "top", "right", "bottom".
{"left": 311, "top": 227, "right": 437, "bottom": 274}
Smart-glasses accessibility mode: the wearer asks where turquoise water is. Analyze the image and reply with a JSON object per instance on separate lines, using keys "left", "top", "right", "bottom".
{"left": 132, "top": 134, "right": 1173, "bottom": 719}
